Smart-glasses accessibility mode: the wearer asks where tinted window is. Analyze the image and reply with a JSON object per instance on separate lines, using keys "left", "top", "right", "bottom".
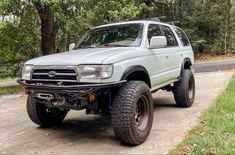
{"left": 161, "top": 25, "right": 178, "bottom": 47}
{"left": 147, "top": 24, "right": 163, "bottom": 43}
{"left": 175, "top": 28, "right": 190, "bottom": 46}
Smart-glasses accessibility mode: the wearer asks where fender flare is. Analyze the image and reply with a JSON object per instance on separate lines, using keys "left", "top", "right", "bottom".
{"left": 180, "top": 58, "right": 193, "bottom": 75}
{"left": 121, "top": 65, "right": 151, "bottom": 87}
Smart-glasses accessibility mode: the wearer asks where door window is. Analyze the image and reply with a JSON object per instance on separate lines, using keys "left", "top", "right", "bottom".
{"left": 147, "top": 24, "right": 163, "bottom": 44}
{"left": 174, "top": 28, "right": 190, "bottom": 46}
{"left": 161, "top": 25, "right": 178, "bottom": 47}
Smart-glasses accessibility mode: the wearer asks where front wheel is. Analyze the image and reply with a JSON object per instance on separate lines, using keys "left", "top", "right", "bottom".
{"left": 173, "top": 69, "right": 195, "bottom": 107}
{"left": 111, "top": 81, "right": 154, "bottom": 145}
{"left": 27, "top": 96, "right": 68, "bottom": 128}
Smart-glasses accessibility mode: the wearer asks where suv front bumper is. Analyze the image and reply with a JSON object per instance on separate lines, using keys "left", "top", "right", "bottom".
{"left": 17, "top": 79, "right": 126, "bottom": 95}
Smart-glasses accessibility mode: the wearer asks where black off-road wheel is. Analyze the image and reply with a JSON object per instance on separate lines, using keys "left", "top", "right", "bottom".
{"left": 111, "top": 81, "right": 154, "bottom": 145}
{"left": 27, "top": 95, "right": 68, "bottom": 128}
{"left": 173, "top": 69, "right": 195, "bottom": 107}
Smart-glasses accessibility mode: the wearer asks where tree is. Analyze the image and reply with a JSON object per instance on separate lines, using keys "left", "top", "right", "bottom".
{"left": 33, "top": 1, "right": 57, "bottom": 55}
{"left": 31, "top": 0, "right": 142, "bottom": 55}
{"left": 0, "top": 0, "right": 40, "bottom": 77}
{"left": 0, "top": 0, "right": 233, "bottom": 78}
{"left": 225, "top": 0, "right": 234, "bottom": 53}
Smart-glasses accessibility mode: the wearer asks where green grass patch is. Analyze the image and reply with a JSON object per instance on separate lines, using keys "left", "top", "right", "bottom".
{"left": 0, "top": 85, "right": 24, "bottom": 96}
{"left": 0, "top": 77, "right": 18, "bottom": 83}
{"left": 170, "top": 74, "right": 235, "bottom": 155}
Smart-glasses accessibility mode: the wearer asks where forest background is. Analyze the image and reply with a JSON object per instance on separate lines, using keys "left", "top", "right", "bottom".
{"left": 0, "top": 0, "right": 234, "bottom": 78}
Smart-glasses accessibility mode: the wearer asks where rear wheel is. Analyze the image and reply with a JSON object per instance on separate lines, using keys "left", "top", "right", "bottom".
{"left": 173, "top": 69, "right": 195, "bottom": 107}
{"left": 27, "top": 96, "right": 67, "bottom": 128}
{"left": 111, "top": 81, "right": 154, "bottom": 145}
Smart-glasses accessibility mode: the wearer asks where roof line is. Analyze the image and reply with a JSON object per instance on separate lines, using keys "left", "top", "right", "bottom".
{"left": 93, "top": 20, "right": 174, "bottom": 29}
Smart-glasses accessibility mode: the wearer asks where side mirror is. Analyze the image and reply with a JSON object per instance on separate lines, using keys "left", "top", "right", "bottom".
{"left": 69, "top": 43, "right": 76, "bottom": 51}
{"left": 149, "top": 36, "right": 167, "bottom": 49}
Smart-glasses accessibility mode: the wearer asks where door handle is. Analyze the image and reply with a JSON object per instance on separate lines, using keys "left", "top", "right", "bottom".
{"left": 165, "top": 55, "right": 169, "bottom": 59}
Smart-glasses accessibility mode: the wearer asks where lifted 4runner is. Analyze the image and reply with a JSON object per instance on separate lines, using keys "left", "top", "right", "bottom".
{"left": 18, "top": 19, "right": 195, "bottom": 145}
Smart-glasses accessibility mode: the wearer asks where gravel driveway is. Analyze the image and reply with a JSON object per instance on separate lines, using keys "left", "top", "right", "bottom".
{"left": 0, "top": 71, "right": 233, "bottom": 154}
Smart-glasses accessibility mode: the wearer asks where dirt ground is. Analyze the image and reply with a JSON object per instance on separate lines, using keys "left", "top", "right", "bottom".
{"left": 0, "top": 71, "right": 233, "bottom": 154}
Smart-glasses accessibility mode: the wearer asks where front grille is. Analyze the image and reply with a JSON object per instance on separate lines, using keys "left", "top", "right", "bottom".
{"left": 32, "top": 68, "right": 77, "bottom": 82}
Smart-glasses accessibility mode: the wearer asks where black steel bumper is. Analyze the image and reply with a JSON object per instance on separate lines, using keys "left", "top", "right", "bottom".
{"left": 17, "top": 79, "right": 126, "bottom": 95}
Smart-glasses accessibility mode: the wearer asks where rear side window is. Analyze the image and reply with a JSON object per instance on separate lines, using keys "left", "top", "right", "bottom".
{"left": 147, "top": 24, "right": 163, "bottom": 43}
{"left": 161, "top": 25, "right": 178, "bottom": 47}
{"left": 175, "top": 28, "right": 190, "bottom": 46}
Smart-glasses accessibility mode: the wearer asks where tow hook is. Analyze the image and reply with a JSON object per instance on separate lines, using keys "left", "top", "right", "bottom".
{"left": 36, "top": 93, "right": 54, "bottom": 100}
{"left": 52, "top": 97, "right": 66, "bottom": 106}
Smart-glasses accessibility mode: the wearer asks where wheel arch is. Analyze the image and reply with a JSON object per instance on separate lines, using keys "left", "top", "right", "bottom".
{"left": 121, "top": 65, "right": 151, "bottom": 88}
{"left": 181, "top": 58, "right": 193, "bottom": 70}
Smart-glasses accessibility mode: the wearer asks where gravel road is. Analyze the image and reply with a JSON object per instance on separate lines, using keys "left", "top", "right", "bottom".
{"left": 0, "top": 71, "right": 233, "bottom": 154}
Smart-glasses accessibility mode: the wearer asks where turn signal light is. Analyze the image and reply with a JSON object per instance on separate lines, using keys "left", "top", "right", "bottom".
{"left": 89, "top": 93, "right": 95, "bottom": 102}
{"left": 79, "top": 89, "right": 87, "bottom": 93}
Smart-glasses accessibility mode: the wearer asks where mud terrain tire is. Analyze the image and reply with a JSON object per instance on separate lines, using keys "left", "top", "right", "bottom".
{"left": 111, "top": 81, "right": 154, "bottom": 145}
{"left": 27, "top": 96, "right": 67, "bottom": 128}
{"left": 173, "top": 69, "right": 195, "bottom": 107}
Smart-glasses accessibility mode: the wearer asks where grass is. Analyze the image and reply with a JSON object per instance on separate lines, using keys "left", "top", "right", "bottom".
{"left": 0, "top": 77, "right": 23, "bottom": 95}
{"left": 0, "top": 77, "right": 18, "bottom": 83}
{"left": 169, "top": 74, "right": 235, "bottom": 155}
{"left": 0, "top": 85, "right": 24, "bottom": 96}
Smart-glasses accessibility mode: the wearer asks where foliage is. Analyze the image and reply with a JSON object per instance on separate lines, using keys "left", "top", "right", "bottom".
{"left": 0, "top": 0, "right": 233, "bottom": 77}
{"left": 56, "top": 0, "right": 141, "bottom": 51}
{"left": 0, "top": 0, "right": 41, "bottom": 78}
{"left": 139, "top": 0, "right": 227, "bottom": 53}
{"left": 0, "top": 85, "right": 23, "bottom": 95}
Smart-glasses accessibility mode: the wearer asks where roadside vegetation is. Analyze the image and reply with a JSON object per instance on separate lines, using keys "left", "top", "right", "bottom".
{"left": 0, "top": 78, "right": 22, "bottom": 95}
{"left": 0, "top": 77, "right": 18, "bottom": 83}
{"left": 170, "top": 74, "right": 235, "bottom": 154}
{"left": 0, "top": 85, "right": 23, "bottom": 95}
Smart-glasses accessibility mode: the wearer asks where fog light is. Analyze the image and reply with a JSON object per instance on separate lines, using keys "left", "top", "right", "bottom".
{"left": 89, "top": 94, "right": 95, "bottom": 102}
{"left": 79, "top": 89, "right": 87, "bottom": 93}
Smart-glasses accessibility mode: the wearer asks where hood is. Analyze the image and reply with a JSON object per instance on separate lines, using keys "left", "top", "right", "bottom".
{"left": 26, "top": 47, "right": 137, "bottom": 66}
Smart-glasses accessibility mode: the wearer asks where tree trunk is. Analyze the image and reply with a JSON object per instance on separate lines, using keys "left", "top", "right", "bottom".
{"left": 202, "top": 0, "right": 207, "bottom": 13}
{"left": 202, "top": 0, "right": 207, "bottom": 7}
{"left": 225, "top": 0, "right": 234, "bottom": 53}
{"left": 33, "top": 2, "right": 58, "bottom": 55}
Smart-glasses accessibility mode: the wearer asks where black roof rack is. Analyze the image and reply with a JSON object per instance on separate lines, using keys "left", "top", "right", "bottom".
{"left": 129, "top": 17, "right": 180, "bottom": 26}
{"left": 150, "top": 18, "right": 161, "bottom": 22}
{"left": 143, "top": 17, "right": 180, "bottom": 26}
{"left": 147, "top": 16, "right": 166, "bottom": 22}
{"left": 166, "top": 21, "right": 180, "bottom": 26}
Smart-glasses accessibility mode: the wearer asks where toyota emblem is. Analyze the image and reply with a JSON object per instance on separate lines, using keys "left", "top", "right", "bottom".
{"left": 48, "top": 71, "right": 56, "bottom": 78}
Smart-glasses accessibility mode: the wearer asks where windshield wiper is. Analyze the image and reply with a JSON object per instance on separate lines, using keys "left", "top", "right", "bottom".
{"left": 77, "top": 45, "right": 97, "bottom": 49}
{"left": 77, "top": 44, "right": 129, "bottom": 49}
{"left": 103, "top": 43, "right": 129, "bottom": 47}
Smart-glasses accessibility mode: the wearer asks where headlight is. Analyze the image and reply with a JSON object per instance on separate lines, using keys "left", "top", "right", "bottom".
{"left": 78, "top": 65, "right": 113, "bottom": 79}
{"left": 22, "top": 65, "right": 34, "bottom": 80}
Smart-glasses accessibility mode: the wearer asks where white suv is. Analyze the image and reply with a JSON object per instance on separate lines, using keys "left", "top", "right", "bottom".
{"left": 18, "top": 19, "right": 195, "bottom": 145}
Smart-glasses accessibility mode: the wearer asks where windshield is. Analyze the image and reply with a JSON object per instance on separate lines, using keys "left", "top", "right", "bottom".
{"left": 76, "top": 23, "right": 143, "bottom": 49}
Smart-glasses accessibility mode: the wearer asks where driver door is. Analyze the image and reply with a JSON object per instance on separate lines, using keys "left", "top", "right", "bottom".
{"left": 147, "top": 24, "right": 178, "bottom": 87}
{"left": 147, "top": 24, "right": 172, "bottom": 87}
